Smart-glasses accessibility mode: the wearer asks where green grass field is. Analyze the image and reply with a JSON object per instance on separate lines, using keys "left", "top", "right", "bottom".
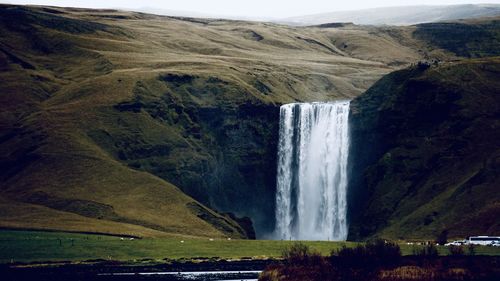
{"left": 0, "top": 230, "right": 355, "bottom": 263}
{"left": 1, "top": 230, "right": 499, "bottom": 264}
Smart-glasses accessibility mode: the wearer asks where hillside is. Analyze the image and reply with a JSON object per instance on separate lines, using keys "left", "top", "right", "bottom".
{"left": 414, "top": 17, "right": 500, "bottom": 58}
{"left": 0, "top": 4, "right": 498, "bottom": 239}
{"left": 348, "top": 58, "right": 500, "bottom": 240}
{"left": 282, "top": 4, "right": 500, "bottom": 26}
{"left": 0, "top": 4, "right": 433, "bottom": 238}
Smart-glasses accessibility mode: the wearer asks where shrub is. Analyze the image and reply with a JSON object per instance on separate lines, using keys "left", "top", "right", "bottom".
{"left": 448, "top": 245, "right": 464, "bottom": 256}
{"left": 331, "top": 239, "right": 401, "bottom": 269}
{"left": 281, "top": 242, "right": 311, "bottom": 264}
{"left": 467, "top": 244, "right": 476, "bottom": 256}
{"left": 330, "top": 239, "right": 401, "bottom": 281}
{"left": 413, "top": 243, "right": 439, "bottom": 257}
{"left": 258, "top": 265, "right": 281, "bottom": 281}
{"left": 365, "top": 238, "right": 401, "bottom": 266}
{"left": 436, "top": 230, "right": 448, "bottom": 246}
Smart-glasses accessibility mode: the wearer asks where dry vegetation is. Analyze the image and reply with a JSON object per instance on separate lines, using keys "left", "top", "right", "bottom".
{"left": 260, "top": 241, "right": 500, "bottom": 281}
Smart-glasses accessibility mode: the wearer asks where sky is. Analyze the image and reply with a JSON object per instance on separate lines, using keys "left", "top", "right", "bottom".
{"left": 3, "top": 0, "right": 500, "bottom": 18}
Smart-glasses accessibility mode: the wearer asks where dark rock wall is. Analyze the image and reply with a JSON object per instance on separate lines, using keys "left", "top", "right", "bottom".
{"left": 92, "top": 74, "right": 281, "bottom": 237}
{"left": 348, "top": 59, "right": 500, "bottom": 240}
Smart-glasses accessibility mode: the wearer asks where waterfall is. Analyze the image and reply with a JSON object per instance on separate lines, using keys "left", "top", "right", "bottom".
{"left": 274, "top": 101, "right": 350, "bottom": 241}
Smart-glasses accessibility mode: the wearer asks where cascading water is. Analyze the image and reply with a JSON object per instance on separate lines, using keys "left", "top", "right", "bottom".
{"left": 274, "top": 101, "right": 350, "bottom": 241}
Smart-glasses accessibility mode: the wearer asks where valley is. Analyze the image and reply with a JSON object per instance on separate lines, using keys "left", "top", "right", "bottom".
{"left": 0, "top": 4, "right": 499, "bottom": 243}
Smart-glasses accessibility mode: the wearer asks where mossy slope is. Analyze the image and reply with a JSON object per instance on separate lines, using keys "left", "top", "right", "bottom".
{"left": 349, "top": 58, "right": 500, "bottom": 240}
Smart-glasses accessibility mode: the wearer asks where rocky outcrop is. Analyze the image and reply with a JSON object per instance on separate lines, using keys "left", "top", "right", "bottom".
{"left": 92, "top": 75, "right": 280, "bottom": 236}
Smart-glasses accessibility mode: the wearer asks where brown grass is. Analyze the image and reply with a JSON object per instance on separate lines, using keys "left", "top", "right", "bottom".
{"left": 0, "top": 4, "right": 448, "bottom": 237}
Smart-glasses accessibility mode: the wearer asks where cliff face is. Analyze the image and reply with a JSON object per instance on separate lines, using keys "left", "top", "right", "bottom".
{"left": 91, "top": 75, "right": 281, "bottom": 234}
{"left": 348, "top": 58, "right": 500, "bottom": 240}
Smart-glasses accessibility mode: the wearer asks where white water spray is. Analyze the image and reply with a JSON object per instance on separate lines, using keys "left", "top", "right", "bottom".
{"left": 274, "top": 101, "right": 350, "bottom": 241}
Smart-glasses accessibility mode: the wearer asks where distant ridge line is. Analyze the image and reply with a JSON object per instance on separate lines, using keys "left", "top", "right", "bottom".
{"left": 280, "top": 4, "right": 500, "bottom": 26}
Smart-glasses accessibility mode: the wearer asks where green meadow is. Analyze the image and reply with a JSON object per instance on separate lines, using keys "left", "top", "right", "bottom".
{"left": 1, "top": 230, "right": 499, "bottom": 264}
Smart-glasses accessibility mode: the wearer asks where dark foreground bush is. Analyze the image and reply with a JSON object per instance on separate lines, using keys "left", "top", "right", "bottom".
{"left": 270, "top": 242, "right": 335, "bottom": 281}
{"left": 281, "top": 242, "right": 323, "bottom": 266}
{"left": 260, "top": 261, "right": 337, "bottom": 281}
{"left": 261, "top": 241, "right": 500, "bottom": 281}
{"left": 332, "top": 239, "right": 401, "bottom": 268}
{"left": 281, "top": 242, "right": 309, "bottom": 261}
{"left": 413, "top": 244, "right": 439, "bottom": 257}
{"left": 281, "top": 242, "right": 310, "bottom": 263}
{"left": 448, "top": 245, "right": 465, "bottom": 256}
{"left": 436, "top": 230, "right": 448, "bottom": 246}
{"left": 330, "top": 239, "right": 402, "bottom": 281}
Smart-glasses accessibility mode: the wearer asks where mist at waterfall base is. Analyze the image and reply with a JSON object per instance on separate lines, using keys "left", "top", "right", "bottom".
{"left": 273, "top": 101, "right": 350, "bottom": 241}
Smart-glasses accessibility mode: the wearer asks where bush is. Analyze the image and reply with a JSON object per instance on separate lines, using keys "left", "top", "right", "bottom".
{"left": 436, "top": 230, "right": 448, "bottom": 246}
{"left": 448, "top": 245, "right": 464, "bottom": 256}
{"left": 413, "top": 243, "right": 439, "bottom": 257}
{"left": 329, "top": 239, "right": 401, "bottom": 281}
{"left": 467, "top": 244, "right": 476, "bottom": 256}
{"left": 365, "top": 238, "right": 401, "bottom": 265}
{"left": 332, "top": 239, "right": 401, "bottom": 269}
{"left": 281, "top": 242, "right": 311, "bottom": 264}
{"left": 258, "top": 265, "right": 281, "bottom": 281}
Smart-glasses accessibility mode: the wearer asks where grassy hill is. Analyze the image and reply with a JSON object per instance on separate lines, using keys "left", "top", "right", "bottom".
{"left": 349, "top": 57, "right": 500, "bottom": 240}
{"left": 414, "top": 17, "right": 500, "bottom": 58}
{"left": 1, "top": 4, "right": 498, "bottom": 239}
{"left": 0, "top": 4, "right": 433, "bottom": 238}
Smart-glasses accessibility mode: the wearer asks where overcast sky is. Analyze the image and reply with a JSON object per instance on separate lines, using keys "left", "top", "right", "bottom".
{"left": 3, "top": 0, "right": 500, "bottom": 18}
